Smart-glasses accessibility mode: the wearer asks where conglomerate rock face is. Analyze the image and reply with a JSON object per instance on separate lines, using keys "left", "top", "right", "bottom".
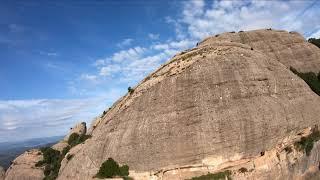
{"left": 4, "top": 149, "right": 44, "bottom": 180}
{"left": 56, "top": 29, "right": 320, "bottom": 180}
{"left": 198, "top": 29, "right": 320, "bottom": 73}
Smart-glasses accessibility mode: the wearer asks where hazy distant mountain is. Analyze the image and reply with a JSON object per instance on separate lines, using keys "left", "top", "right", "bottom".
{"left": 0, "top": 136, "right": 62, "bottom": 169}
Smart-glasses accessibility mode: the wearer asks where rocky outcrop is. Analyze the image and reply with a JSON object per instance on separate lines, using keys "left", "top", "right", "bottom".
{"left": 4, "top": 122, "right": 87, "bottom": 180}
{"left": 56, "top": 29, "right": 320, "bottom": 180}
{"left": 0, "top": 166, "right": 5, "bottom": 180}
{"left": 52, "top": 122, "right": 87, "bottom": 152}
{"left": 4, "top": 149, "right": 44, "bottom": 180}
{"left": 63, "top": 122, "right": 86, "bottom": 142}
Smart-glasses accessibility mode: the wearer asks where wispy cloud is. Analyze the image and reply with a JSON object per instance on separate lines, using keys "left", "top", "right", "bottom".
{"left": 148, "top": 33, "right": 160, "bottom": 40}
{"left": 308, "top": 29, "right": 320, "bottom": 38}
{"left": 80, "top": 74, "right": 98, "bottom": 82}
{"left": 116, "top": 38, "right": 134, "bottom": 48}
{"left": 172, "top": 0, "right": 320, "bottom": 40}
{"left": 0, "top": 93, "right": 121, "bottom": 142}
{"left": 91, "top": 38, "right": 195, "bottom": 83}
{"left": 39, "top": 51, "right": 59, "bottom": 57}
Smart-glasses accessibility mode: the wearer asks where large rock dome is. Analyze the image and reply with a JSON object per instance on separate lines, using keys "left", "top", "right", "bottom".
{"left": 54, "top": 29, "right": 320, "bottom": 180}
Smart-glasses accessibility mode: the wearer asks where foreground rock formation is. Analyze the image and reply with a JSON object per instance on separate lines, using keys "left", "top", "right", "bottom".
{"left": 4, "top": 122, "right": 87, "bottom": 180}
{"left": 0, "top": 166, "right": 5, "bottom": 180}
{"left": 4, "top": 149, "right": 44, "bottom": 180}
{"left": 4, "top": 29, "right": 320, "bottom": 180}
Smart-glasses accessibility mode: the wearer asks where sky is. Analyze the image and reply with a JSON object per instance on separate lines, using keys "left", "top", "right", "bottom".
{"left": 0, "top": 0, "right": 320, "bottom": 142}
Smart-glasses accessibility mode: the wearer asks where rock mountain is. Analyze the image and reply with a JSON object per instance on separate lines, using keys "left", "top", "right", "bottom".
{"left": 3, "top": 29, "right": 320, "bottom": 180}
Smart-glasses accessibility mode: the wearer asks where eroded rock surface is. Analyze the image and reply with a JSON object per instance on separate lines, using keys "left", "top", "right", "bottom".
{"left": 52, "top": 122, "right": 87, "bottom": 152}
{"left": 198, "top": 29, "right": 320, "bottom": 73}
{"left": 4, "top": 149, "right": 44, "bottom": 180}
{"left": 6, "top": 29, "right": 320, "bottom": 180}
{"left": 0, "top": 166, "right": 5, "bottom": 180}
{"left": 57, "top": 29, "right": 320, "bottom": 180}
{"left": 63, "top": 122, "right": 87, "bottom": 142}
{"left": 4, "top": 122, "right": 88, "bottom": 180}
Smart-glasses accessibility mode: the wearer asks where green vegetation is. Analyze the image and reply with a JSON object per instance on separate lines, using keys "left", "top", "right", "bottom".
{"left": 95, "top": 158, "right": 130, "bottom": 179}
{"left": 35, "top": 133, "right": 91, "bottom": 180}
{"left": 295, "top": 127, "right": 320, "bottom": 156}
{"left": 67, "top": 133, "right": 91, "bottom": 147}
{"left": 290, "top": 67, "right": 320, "bottom": 96}
{"left": 35, "top": 147, "right": 63, "bottom": 180}
{"left": 188, "top": 170, "right": 232, "bottom": 180}
{"left": 308, "top": 38, "right": 320, "bottom": 48}
{"left": 61, "top": 146, "right": 70, "bottom": 156}
{"left": 128, "top": 86, "right": 134, "bottom": 93}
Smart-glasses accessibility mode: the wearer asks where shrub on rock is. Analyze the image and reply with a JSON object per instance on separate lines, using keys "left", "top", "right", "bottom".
{"left": 96, "top": 158, "right": 129, "bottom": 179}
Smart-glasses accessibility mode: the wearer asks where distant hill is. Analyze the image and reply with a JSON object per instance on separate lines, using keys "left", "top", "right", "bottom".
{"left": 0, "top": 136, "right": 62, "bottom": 169}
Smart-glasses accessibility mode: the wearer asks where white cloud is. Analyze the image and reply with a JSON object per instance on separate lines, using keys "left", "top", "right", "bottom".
{"left": 0, "top": 92, "right": 123, "bottom": 142}
{"left": 81, "top": 74, "right": 98, "bottom": 82}
{"left": 99, "top": 64, "right": 121, "bottom": 76}
{"left": 116, "top": 38, "right": 134, "bottom": 48}
{"left": 170, "top": 0, "right": 320, "bottom": 40}
{"left": 148, "top": 33, "right": 160, "bottom": 40}
{"left": 165, "top": 16, "right": 186, "bottom": 40}
{"left": 92, "top": 38, "right": 195, "bottom": 83}
{"left": 111, "top": 46, "right": 146, "bottom": 62}
{"left": 308, "top": 29, "right": 320, "bottom": 38}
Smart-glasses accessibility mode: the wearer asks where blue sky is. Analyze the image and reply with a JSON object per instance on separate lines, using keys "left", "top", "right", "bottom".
{"left": 0, "top": 0, "right": 320, "bottom": 142}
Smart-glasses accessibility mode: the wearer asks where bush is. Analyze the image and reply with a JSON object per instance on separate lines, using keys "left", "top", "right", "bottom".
{"left": 36, "top": 147, "right": 61, "bottom": 180}
{"left": 295, "top": 127, "right": 320, "bottom": 156}
{"left": 290, "top": 67, "right": 320, "bottom": 96}
{"left": 62, "top": 146, "right": 70, "bottom": 156}
{"left": 308, "top": 38, "right": 320, "bottom": 48}
{"left": 128, "top": 86, "right": 134, "bottom": 93}
{"left": 68, "top": 133, "right": 80, "bottom": 146}
{"left": 96, "top": 158, "right": 130, "bottom": 179}
{"left": 189, "top": 170, "right": 232, "bottom": 180}
{"left": 67, "top": 133, "right": 91, "bottom": 147}
{"left": 119, "top": 165, "right": 129, "bottom": 176}
{"left": 36, "top": 134, "right": 92, "bottom": 180}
